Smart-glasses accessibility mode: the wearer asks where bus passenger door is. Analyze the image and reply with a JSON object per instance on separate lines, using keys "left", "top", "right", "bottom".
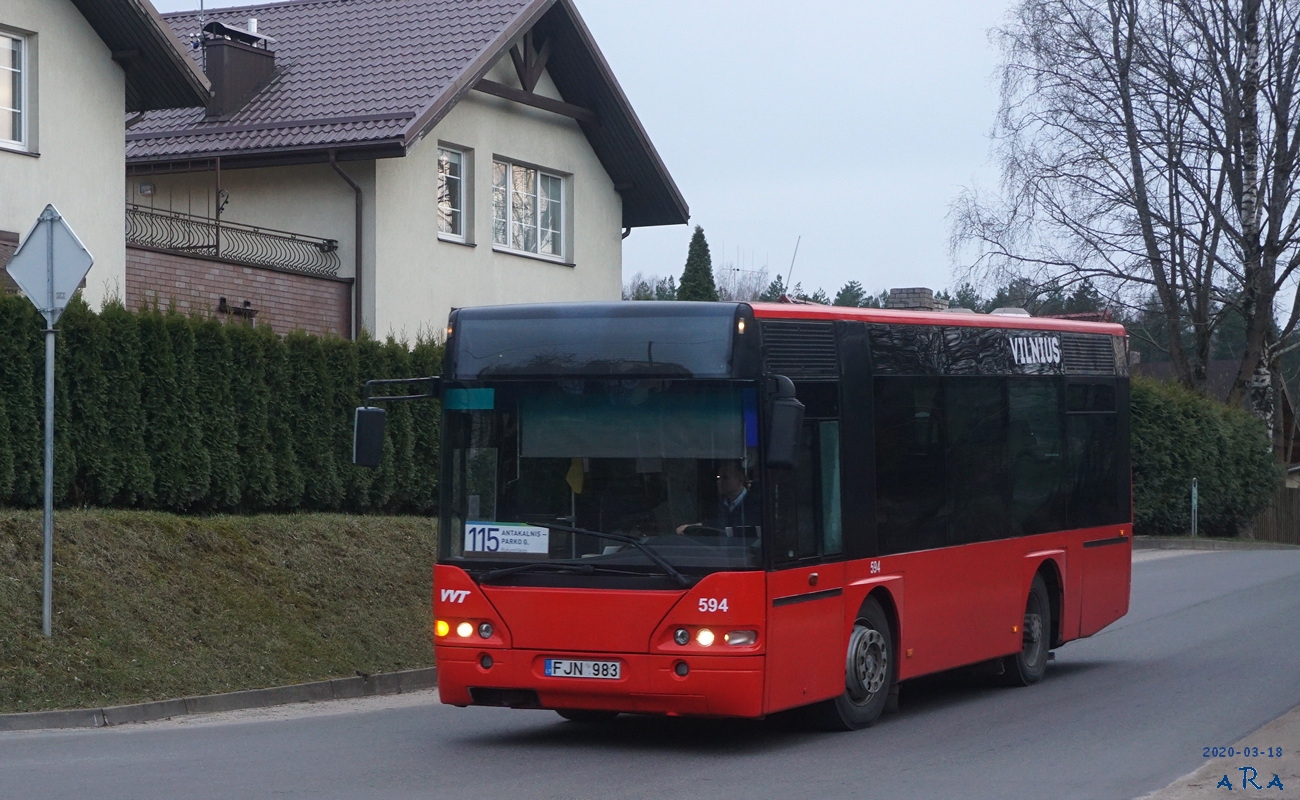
{"left": 764, "top": 419, "right": 846, "bottom": 714}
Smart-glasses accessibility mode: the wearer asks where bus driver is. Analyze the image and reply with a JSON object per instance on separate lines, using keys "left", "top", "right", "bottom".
{"left": 677, "top": 460, "right": 760, "bottom": 536}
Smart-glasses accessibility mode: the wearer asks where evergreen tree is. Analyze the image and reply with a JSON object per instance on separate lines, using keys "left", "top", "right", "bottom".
{"left": 0, "top": 296, "right": 42, "bottom": 505}
{"left": 192, "top": 317, "right": 241, "bottom": 511}
{"left": 805, "top": 288, "right": 831, "bottom": 305}
{"left": 98, "top": 301, "right": 154, "bottom": 505}
{"left": 356, "top": 337, "right": 397, "bottom": 510}
{"left": 834, "top": 281, "right": 867, "bottom": 307}
{"left": 408, "top": 337, "right": 444, "bottom": 514}
{"left": 323, "top": 335, "right": 374, "bottom": 511}
{"left": 285, "top": 330, "right": 342, "bottom": 510}
{"left": 165, "top": 311, "right": 210, "bottom": 509}
{"left": 653, "top": 276, "right": 677, "bottom": 301}
{"left": 225, "top": 322, "right": 278, "bottom": 510}
{"left": 760, "top": 275, "right": 788, "bottom": 302}
{"left": 676, "top": 226, "right": 719, "bottom": 301}
{"left": 60, "top": 299, "right": 113, "bottom": 505}
{"left": 259, "top": 325, "right": 304, "bottom": 510}
{"left": 138, "top": 308, "right": 191, "bottom": 510}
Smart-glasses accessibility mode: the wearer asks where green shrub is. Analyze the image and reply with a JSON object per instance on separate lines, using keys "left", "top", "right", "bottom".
{"left": 1131, "top": 376, "right": 1279, "bottom": 536}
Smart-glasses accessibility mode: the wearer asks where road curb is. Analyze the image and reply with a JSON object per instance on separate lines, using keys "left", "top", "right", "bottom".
{"left": 1133, "top": 535, "right": 1299, "bottom": 551}
{"left": 0, "top": 666, "right": 438, "bottom": 733}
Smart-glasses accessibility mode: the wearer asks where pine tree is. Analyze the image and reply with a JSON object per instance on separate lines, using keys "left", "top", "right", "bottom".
{"left": 676, "top": 226, "right": 719, "bottom": 301}
{"left": 833, "top": 281, "right": 867, "bottom": 307}
{"left": 760, "top": 275, "right": 787, "bottom": 302}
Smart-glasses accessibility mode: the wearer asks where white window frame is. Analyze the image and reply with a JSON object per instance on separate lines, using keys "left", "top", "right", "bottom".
{"left": 492, "top": 158, "right": 566, "bottom": 262}
{"left": 436, "top": 146, "right": 467, "bottom": 242}
{"left": 0, "top": 29, "right": 27, "bottom": 152}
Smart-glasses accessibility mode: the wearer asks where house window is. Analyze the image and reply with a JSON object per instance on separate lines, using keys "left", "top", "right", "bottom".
{"left": 437, "top": 147, "right": 465, "bottom": 240}
{"left": 0, "top": 31, "right": 25, "bottom": 150}
{"left": 493, "top": 159, "right": 564, "bottom": 259}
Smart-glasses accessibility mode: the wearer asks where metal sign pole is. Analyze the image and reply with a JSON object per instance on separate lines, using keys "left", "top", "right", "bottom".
{"left": 42, "top": 325, "right": 54, "bottom": 637}
{"left": 42, "top": 209, "right": 55, "bottom": 637}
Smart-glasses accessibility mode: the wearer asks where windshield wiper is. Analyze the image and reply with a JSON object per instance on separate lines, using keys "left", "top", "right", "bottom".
{"left": 479, "top": 561, "right": 652, "bottom": 583}
{"left": 523, "top": 523, "right": 691, "bottom": 587}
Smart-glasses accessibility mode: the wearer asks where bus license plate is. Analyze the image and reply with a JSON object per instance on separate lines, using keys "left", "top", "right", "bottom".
{"left": 544, "top": 659, "right": 621, "bottom": 680}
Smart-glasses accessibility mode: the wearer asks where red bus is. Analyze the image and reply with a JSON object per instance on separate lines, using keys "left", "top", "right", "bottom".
{"left": 355, "top": 300, "right": 1132, "bottom": 729}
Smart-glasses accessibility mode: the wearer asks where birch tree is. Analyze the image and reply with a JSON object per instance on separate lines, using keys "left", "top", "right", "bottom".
{"left": 952, "top": 0, "right": 1300, "bottom": 435}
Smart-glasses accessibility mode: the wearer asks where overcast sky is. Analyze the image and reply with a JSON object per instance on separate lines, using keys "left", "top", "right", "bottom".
{"left": 151, "top": 0, "right": 1012, "bottom": 300}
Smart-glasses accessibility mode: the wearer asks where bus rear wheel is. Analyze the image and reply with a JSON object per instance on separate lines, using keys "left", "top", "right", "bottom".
{"left": 1002, "top": 573, "right": 1050, "bottom": 686}
{"left": 555, "top": 709, "right": 619, "bottom": 723}
{"left": 813, "top": 597, "right": 894, "bottom": 731}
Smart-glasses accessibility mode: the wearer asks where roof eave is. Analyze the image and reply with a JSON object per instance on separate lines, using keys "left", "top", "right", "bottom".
{"left": 70, "top": 0, "right": 210, "bottom": 112}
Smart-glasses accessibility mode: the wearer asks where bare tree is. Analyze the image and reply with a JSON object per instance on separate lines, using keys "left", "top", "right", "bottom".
{"left": 952, "top": 0, "right": 1300, "bottom": 431}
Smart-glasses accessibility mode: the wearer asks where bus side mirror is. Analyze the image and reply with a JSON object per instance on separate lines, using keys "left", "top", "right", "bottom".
{"left": 765, "top": 375, "right": 804, "bottom": 470}
{"left": 353, "top": 406, "right": 386, "bottom": 468}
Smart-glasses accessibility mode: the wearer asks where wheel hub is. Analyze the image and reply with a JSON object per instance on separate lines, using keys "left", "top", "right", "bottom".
{"left": 845, "top": 623, "right": 888, "bottom": 703}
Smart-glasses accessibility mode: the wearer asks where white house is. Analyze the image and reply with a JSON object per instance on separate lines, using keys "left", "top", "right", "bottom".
{"left": 124, "top": 0, "right": 688, "bottom": 338}
{"left": 0, "top": 0, "right": 208, "bottom": 305}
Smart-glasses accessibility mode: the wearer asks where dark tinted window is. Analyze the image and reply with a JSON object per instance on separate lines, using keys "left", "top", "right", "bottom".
{"left": 875, "top": 378, "right": 948, "bottom": 554}
{"left": 452, "top": 303, "right": 739, "bottom": 379}
{"left": 1009, "top": 380, "right": 1066, "bottom": 535}
{"left": 946, "top": 379, "right": 1009, "bottom": 544}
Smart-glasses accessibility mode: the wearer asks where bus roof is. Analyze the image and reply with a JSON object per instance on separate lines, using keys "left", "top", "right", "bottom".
{"left": 746, "top": 301, "right": 1128, "bottom": 337}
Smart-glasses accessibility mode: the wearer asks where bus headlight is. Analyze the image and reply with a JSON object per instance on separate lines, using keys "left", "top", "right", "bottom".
{"left": 456, "top": 621, "right": 474, "bottom": 638}
{"left": 695, "top": 628, "right": 715, "bottom": 647}
{"left": 724, "top": 630, "right": 757, "bottom": 646}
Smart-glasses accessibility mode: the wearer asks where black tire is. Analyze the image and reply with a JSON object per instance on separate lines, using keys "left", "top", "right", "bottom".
{"left": 555, "top": 709, "right": 619, "bottom": 723}
{"left": 811, "top": 597, "right": 894, "bottom": 731}
{"left": 1001, "top": 573, "right": 1050, "bottom": 687}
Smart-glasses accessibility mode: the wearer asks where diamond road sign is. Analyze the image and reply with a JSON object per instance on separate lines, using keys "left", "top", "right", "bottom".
{"left": 6, "top": 204, "right": 94, "bottom": 326}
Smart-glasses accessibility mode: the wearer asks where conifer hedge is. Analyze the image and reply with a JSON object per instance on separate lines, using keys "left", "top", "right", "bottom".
{"left": 1131, "top": 376, "right": 1280, "bottom": 536}
{"left": 0, "top": 296, "right": 442, "bottom": 514}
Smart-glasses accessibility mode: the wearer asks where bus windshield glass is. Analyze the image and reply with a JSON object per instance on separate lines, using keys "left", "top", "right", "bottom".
{"left": 442, "top": 380, "right": 761, "bottom": 577}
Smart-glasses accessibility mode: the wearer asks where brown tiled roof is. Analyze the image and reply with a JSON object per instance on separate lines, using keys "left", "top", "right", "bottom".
{"left": 70, "top": 0, "right": 210, "bottom": 111}
{"left": 125, "top": 0, "right": 688, "bottom": 228}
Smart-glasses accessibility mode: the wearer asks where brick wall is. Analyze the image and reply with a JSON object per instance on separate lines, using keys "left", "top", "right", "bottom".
{"left": 125, "top": 246, "right": 352, "bottom": 337}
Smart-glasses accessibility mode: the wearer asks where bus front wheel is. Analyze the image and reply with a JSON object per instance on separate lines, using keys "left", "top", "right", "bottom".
{"left": 813, "top": 597, "right": 894, "bottom": 731}
{"left": 1002, "top": 573, "right": 1050, "bottom": 686}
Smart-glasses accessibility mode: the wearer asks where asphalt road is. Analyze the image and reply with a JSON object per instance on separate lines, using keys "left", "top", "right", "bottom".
{"left": 2, "top": 549, "right": 1298, "bottom": 800}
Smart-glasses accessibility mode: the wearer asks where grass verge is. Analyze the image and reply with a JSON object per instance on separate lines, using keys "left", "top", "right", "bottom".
{"left": 0, "top": 510, "right": 436, "bottom": 714}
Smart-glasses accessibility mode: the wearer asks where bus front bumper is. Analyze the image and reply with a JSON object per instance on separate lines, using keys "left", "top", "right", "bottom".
{"left": 436, "top": 646, "right": 766, "bottom": 718}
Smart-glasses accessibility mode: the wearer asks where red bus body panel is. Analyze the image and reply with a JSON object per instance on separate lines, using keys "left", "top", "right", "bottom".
{"left": 432, "top": 524, "right": 1130, "bottom": 717}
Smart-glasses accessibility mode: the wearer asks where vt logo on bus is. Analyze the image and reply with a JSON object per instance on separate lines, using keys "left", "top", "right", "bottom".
{"left": 440, "top": 589, "right": 470, "bottom": 604}
{"left": 1008, "top": 335, "right": 1061, "bottom": 366}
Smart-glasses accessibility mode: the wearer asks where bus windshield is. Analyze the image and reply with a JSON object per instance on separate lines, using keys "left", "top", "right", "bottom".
{"left": 441, "top": 380, "right": 761, "bottom": 577}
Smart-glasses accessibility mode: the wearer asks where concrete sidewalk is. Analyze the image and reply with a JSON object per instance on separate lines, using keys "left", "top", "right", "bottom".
{"left": 1138, "top": 703, "right": 1300, "bottom": 799}
{"left": 0, "top": 667, "right": 437, "bottom": 733}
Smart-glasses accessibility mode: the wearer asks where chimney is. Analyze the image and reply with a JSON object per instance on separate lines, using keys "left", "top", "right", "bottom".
{"left": 886, "top": 287, "right": 948, "bottom": 312}
{"left": 202, "top": 20, "right": 276, "bottom": 119}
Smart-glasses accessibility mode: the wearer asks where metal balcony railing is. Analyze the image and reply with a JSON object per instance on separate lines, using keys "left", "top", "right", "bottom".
{"left": 125, "top": 204, "right": 341, "bottom": 278}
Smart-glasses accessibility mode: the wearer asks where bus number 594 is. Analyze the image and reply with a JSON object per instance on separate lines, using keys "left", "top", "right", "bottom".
{"left": 699, "top": 598, "right": 728, "bottom": 612}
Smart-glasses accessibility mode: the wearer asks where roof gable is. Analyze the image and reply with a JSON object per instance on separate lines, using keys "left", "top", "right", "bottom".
{"left": 125, "top": 0, "right": 686, "bottom": 228}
